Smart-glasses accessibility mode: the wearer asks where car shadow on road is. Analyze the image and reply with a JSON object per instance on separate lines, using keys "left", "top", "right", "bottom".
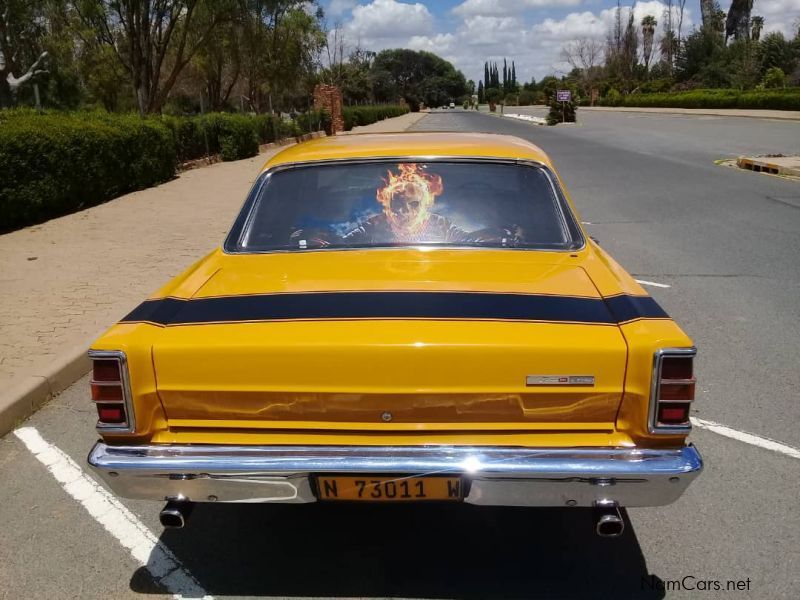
{"left": 133, "top": 503, "right": 666, "bottom": 599}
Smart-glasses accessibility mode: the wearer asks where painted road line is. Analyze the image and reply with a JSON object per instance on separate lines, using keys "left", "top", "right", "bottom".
{"left": 13, "top": 427, "right": 212, "bottom": 600}
{"left": 691, "top": 417, "right": 800, "bottom": 460}
{"left": 635, "top": 279, "right": 672, "bottom": 289}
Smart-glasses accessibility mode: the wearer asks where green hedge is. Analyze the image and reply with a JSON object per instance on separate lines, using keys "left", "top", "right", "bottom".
{"left": 0, "top": 109, "right": 321, "bottom": 231}
{"left": 0, "top": 110, "right": 176, "bottom": 231}
{"left": 598, "top": 88, "right": 800, "bottom": 110}
{"left": 342, "top": 104, "right": 409, "bottom": 130}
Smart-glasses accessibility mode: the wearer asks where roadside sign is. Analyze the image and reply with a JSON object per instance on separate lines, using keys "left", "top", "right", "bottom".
{"left": 556, "top": 89, "right": 571, "bottom": 102}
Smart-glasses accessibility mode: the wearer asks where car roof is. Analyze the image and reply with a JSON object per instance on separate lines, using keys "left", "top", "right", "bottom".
{"left": 262, "top": 132, "right": 554, "bottom": 171}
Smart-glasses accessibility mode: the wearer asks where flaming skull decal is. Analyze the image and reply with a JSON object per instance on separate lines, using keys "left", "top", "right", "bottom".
{"left": 376, "top": 163, "right": 444, "bottom": 237}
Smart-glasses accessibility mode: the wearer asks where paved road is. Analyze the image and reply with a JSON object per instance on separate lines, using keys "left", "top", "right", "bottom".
{"left": 2, "top": 110, "right": 799, "bottom": 599}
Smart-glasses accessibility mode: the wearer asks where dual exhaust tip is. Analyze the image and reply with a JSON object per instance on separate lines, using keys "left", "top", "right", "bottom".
{"left": 159, "top": 499, "right": 626, "bottom": 537}
{"left": 160, "top": 499, "right": 193, "bottom": 529}
{"left": 594, "top": 501, "right": 625, "bottom": 538}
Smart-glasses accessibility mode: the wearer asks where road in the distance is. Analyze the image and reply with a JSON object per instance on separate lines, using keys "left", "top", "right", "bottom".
{"left": 412, "top": 109, "right": 800, "bottom": 448}
{"left": 1, "top": 110, "right": 798, "bottom": 599}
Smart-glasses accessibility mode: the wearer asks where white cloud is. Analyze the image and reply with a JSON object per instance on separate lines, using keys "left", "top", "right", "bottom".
{"left": 453, "top": 0, "right": 583, "bottom": 18}
{"left": 345, "top": 0, "right": 434, "bottom": 44}
{"left": 327, "top": 0, "right": 358, "bottom": 17}
{"left": 747, "top": 0, "right": 800, "bottom": 37}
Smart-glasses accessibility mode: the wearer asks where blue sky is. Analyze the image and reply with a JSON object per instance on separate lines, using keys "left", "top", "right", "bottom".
{"left": 318, "top": 0, "right": 799, "bottom": 82}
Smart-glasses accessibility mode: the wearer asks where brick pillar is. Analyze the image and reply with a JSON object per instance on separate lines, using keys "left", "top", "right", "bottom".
{"left": 313, "top": 84, "right": 344, "bottom": 135}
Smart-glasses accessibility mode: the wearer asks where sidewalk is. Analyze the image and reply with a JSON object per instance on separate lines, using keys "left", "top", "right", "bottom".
{"left": 0, "top": 112, "right": 428, "bottom": 433}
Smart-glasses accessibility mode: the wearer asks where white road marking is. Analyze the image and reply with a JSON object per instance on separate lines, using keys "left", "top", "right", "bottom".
{"left": 635, "top": 279, "right": 672, "bottom": 289}
{"left": 691, "top": 417, "right": 800, "bottom": 460}
{"left": 13, "top": 427, "right": 212, "bottom": 600}
{"left": 581, "top": 221, "right": 592, "bottom": 225}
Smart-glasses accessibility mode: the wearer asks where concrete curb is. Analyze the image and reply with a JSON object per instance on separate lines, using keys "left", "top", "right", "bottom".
{"left": 0, "top": 343, "right": 90, "bottom": 436}
{"left": 737, "top": 156, "right": 800, "bottom": 177}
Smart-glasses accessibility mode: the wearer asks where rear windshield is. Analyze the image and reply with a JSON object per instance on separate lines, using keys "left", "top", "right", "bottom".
{"left": 232, "top": 161, "right": 582, "bottom": 252}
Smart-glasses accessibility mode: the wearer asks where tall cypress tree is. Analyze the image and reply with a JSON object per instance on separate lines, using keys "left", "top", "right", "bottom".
{"left": 503, "top": 58, "right": 508, "bottom": 92}
{"left": 477, "top": 80, "right": 484, "bottom": 103}
{"left": 484, "top": 62, "right": 490, "bottom": 90}
{"left": 511, "top": 61, "right": 517, "bottom": 90}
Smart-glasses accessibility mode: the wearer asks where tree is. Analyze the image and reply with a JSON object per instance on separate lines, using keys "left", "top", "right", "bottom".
{"left": 370, "top": 49, "right": 467, "bottom": 111}
{"left": 192, "top": 8, "right": 243, "bottom": 111}
{"left": 476, "top": 79, "right": 484, "bottom": 103}
{"left": 74, "top": 0, "right": 230, "bottom": 115}
{"left": 561, "top": 37, "right": 603, "bottom": 99}
{"left": 750, "top": 15, "right": 764, "bottom": 42}
{"left": 726, "top": 0, "right": 753, "bottom": 42}
{"left": 0, "top": 1, "right": 50, "bottom": 107}
{"left": 641, "top": 15, "right": 657, "bottom": 73}
{"left": 760, "top": 32, "right": 797, "bottom": 77}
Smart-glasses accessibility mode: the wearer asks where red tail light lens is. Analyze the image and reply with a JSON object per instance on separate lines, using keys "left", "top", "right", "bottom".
{"left": 96, "top": 403, "right": 126, "bottom": 423}
{"left": 657, "top": 402, "right": 691, "bottom": 425}
{"left": 89, "top": 352, "right": 131, "bottom": 431}
{"left": 651, "top": 350, "right": 696, "bottom": 432}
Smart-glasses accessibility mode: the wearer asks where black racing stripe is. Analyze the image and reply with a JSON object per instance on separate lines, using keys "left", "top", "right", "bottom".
{"left": 604, "top": 294, "right": 669, "bottom": 323}
{"left": 120, "top": 291, "right": 622, "bottom": 326}
{"left": 121, "top": 297, "right": 185, "bottom": 324}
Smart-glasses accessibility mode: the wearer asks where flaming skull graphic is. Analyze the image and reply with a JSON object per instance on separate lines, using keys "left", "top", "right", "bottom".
{"left": 376, "top": 164, "right": 444, "bottom": 236}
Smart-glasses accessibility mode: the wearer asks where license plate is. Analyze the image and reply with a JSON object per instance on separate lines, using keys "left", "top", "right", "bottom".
{"left": 316, "top": 475, "right": 463, "bottom": 502}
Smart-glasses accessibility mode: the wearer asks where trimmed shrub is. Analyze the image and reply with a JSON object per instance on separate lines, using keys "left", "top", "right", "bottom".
{"left": 0, "top": 108, "right": 316, "bottom": 231}
{"left": 342, "top": 104, "right": 409, "bottom": 131}
{"left": 597, "top": 87, "right": 800, "bottom": 110}
{"left": 0, "top": 110, "right": 175, "bottom": 232}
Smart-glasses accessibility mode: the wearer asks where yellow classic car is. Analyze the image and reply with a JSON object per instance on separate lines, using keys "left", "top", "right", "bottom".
{"left": 87, "top": 132, "right": 701, "bottom": 537}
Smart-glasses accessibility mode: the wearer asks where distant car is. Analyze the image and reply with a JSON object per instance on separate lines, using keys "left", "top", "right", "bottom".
{"left": 449, "top": 102, "right": 455, "bottom": 109}
{"left": 88, "top": 133, "right": 702, "bottom": 536}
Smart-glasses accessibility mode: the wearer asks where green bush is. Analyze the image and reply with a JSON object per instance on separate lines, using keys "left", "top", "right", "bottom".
{"left": 518, "top": 90, "right": 535, "bottom": 106}
{"left": 762, "top": 67, "right": 787, "bottom": 89}
{"left": 342, "top": 104, "right": 409, "bottom": 131}
{"left": 0, "top": 108, "right": 318, "bottom": 231}
{"left": 597, "top": 87, "right": 800, "bottom": 110}
{"left": 0, "top": 109, "right": 175, "bottom": 232}
{"left": 295, "top": 109, "right": 331, "bottom": 134}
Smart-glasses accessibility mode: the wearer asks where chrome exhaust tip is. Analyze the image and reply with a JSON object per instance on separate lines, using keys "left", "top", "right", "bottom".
{"left": 160, "top": 499, "right": 193, "bottom": 529}
{"left": 594, "top": 501, "right": 624, "bottom": 538}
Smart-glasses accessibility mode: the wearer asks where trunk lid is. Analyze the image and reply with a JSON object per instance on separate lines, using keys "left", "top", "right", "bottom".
{"left": 152, "top": 251, "right": 628, "bottom": 429}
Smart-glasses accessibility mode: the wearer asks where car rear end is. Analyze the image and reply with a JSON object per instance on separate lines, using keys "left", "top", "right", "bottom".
{"left": 87, "top": 137, "right": 702, "bottom": 536}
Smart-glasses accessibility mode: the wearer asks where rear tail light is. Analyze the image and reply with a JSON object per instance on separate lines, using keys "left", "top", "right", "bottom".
{"left": 650, "top": 349, "right": 696, "bottom": 433}
{"left": 89, "top": 351, "right": 134, "bottom": 432}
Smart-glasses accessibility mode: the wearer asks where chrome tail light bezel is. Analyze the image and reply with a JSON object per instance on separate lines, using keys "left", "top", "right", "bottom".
{"left": 88, "top": 350, "right": 135, "bottom": 434}
{"left": 648, "top": 347, "right": 697, "bottom": 435}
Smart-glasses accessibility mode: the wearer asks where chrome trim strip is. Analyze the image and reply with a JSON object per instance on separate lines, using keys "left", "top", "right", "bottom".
{"left": 88, "top": 350, "right": 135, "bottom": 434}
{"left": 648, "top": 347, "right": 697, "bottom": 435}
{"left": 223, "top": 156, "right": 586, "bottom": 255}
{"left": 87, "top": 442, "right": 703, "bottom": 507}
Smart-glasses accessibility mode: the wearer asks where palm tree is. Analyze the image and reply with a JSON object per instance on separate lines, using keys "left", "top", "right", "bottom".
{"left": 750, "top": 15, "right": 764, "bottom": 41}
{"left": 641, "top": 15, "right": 658, "bottom": 73}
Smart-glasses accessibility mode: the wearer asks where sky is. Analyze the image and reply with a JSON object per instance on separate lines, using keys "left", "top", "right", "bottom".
{"left": 318, "top": 0, "right": 800, "bottom": 83}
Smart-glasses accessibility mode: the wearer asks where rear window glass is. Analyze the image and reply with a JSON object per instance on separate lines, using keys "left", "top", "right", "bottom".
{"left": 234, "top": 161, "right": 581, "bottom": 252}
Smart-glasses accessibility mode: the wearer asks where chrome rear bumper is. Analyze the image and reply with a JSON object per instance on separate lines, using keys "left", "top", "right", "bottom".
{"left": 87, "top": 443, "right": 702, "bottom": 507}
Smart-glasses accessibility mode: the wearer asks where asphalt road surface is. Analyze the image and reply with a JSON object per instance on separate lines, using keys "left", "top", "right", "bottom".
{"left": 2, "top": 110, "right": 799, "bottom": 599}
